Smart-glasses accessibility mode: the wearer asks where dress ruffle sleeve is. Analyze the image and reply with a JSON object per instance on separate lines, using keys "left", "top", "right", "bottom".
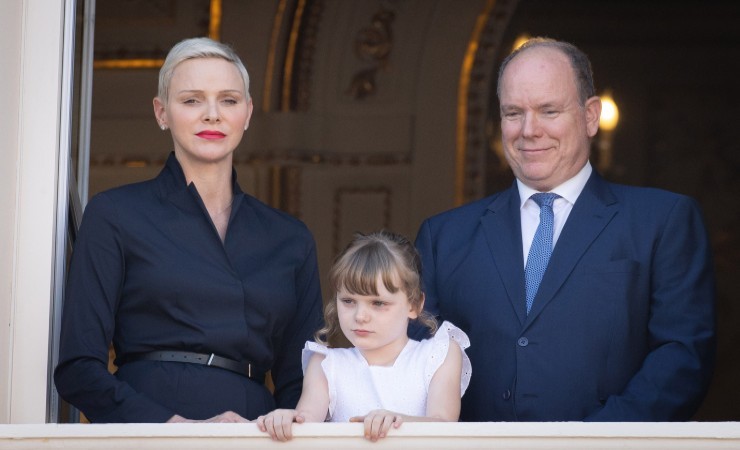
{"left": 424, "top": 321, "right": 472, "bottom": 396}
{"left": 301, "top": 341, "right": 328, "bottom": 372}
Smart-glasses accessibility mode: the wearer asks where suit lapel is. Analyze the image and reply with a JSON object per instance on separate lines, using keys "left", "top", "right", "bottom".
{"left": 525, "top": 172, "right": 619, "bottom": 325}
{"left": 480, "top": 184, "right": 528, "bottom": 325}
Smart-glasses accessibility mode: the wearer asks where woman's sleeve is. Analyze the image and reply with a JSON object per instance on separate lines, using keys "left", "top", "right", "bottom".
{"left": 270, "top": 234, "right": 324, "bottom": 409}
{"left": 53, "top": 193, "right": 173, "bottom": 423}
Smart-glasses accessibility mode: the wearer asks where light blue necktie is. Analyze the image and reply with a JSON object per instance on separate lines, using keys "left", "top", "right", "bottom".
{"left": 525, "top": 193, "right": 559, "bottom": 314}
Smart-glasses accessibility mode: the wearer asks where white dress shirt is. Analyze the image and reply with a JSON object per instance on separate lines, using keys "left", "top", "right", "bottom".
{"left": 518, "top": 162, "right": 592, "bottom": 267}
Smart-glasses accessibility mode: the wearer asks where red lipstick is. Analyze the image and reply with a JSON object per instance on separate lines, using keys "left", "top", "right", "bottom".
{"left": 197, "top": 130, "right": 226, "bottom": 140}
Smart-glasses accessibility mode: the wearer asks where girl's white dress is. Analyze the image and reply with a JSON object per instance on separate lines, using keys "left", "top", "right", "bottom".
{"left": 301, "top": 321, "right": 472, "bottom": 422}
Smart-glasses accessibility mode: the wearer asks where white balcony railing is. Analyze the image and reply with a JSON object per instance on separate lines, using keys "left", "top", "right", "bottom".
{"left": 1, "top": 422, "right": 738, "bottom": 449}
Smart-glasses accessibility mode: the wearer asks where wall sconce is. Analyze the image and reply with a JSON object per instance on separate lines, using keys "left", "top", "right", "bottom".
{"left": 597, "top": 90, "right": 619, "bottom": 173}
{"left": 599, "top": 92, "right": 619, "bottom": 131}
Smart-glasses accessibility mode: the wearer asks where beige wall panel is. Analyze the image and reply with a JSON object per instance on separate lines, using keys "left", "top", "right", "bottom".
{"left": 410, "top": 0, "right": 489, "bottom": 230}
{"left": 248, "top": 113, "right": 412, "bottom": 155}
{"left": 299, "top": 164, "right": 411, "bottom": 294}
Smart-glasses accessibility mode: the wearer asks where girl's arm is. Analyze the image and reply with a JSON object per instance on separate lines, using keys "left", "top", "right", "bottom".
{"left": 424, "top": 337, "right": 463, "bottom": 421}
{"left": 257, "top": 353, "right": 330, "bottom": 441}
{"left": 350, "top": 339, "right": 464, "bottom": 441}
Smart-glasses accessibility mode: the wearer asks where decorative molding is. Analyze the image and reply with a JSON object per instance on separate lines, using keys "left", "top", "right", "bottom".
{"left": 208, "top": 0, "right": 222, "bottom": 41}
{"left": 281, "top": 0, "right": 306, "bottom": 110}
{"left": 93, "top": 0, "right": 221, "bottom": 70}
{"left": 346, "top": 3, "right": 397, "bottom": 100}
{"left": 294, "top": 0, "right": 324, "bottom": 111}
{"left": 456, "top": 0, "right": 519, "bottom": 204}
{"left": 282, "top": 0, "right": 325, "bottom": 111}
{"left": 270, "top": 165, "right": 303, "bottom": 218}
{"left": 263, "top": 0, "right": 289, "bottom": 112}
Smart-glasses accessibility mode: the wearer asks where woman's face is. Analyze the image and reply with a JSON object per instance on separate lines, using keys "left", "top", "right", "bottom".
{"left": 154, "top": 57, "right": 252, "bottom": 167}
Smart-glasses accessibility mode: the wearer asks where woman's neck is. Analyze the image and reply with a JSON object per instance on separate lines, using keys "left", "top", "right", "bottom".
{"left": 176, "top": 153, "right": 234, "bottom": 241}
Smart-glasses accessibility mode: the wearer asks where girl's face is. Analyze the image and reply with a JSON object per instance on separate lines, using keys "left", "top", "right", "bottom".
{"left": 153, "top": 57, "right": 252, "bottom": 168}
{"left": 336, "top": 276, "right": 419, "bottom": 366}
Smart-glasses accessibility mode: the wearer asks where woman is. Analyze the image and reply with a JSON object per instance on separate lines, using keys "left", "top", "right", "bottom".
{"left": 54, "top": 37, "right": 323, "bottom": 423}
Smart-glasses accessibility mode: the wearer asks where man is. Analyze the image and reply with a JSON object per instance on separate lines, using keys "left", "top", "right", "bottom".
{"left": 414, "top": 38, "right": 715, "bottom": 421}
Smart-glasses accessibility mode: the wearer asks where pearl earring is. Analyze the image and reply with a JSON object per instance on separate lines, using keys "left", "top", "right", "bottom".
{"left": 160, "top": 124, "right": 167, "bottom": 131}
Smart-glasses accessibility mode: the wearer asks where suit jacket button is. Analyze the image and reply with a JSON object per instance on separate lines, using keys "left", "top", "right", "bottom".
{"left": 502, "top": 389, "right": 512, "bottom": 400}
{"left": 517, "top": 337, "right": 529, "bottom": 347}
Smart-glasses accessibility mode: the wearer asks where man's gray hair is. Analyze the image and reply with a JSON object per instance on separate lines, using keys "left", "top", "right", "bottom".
{"left": 497, "top": 37, "right": 596, "bottom": 104}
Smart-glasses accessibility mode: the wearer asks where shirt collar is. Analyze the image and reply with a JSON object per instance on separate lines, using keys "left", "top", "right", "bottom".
{"left": 517, "top": 161, "right": 592, "bottom": 208}
{"left": 161, "top": 151, "right": 244, "bottom": 196}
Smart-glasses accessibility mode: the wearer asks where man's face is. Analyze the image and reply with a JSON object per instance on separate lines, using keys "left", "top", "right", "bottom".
{"left": 498, "top": 47, "right": 601, "bottom": 192}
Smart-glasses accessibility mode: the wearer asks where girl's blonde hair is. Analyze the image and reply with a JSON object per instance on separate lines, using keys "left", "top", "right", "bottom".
{"left": 315, "top": 230, "right": 437, "bottom": 345}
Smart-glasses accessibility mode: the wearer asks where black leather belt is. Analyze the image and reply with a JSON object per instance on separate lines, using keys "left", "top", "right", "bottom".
{"left": 125, "top": 351, "right": 265, "bottom": 383}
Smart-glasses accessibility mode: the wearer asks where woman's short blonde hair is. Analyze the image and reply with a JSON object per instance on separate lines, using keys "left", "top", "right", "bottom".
{"left": 157, "top": 37, "right": 250, "bottom": 103}
{"left": 315, "top": 230, "right": 437, "bottom": 345}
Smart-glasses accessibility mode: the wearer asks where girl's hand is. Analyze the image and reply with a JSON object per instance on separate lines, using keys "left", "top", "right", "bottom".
{"left": 349, "top": 409, "right": 403, "bottom": 441}
{"left": 256, "top": 409, "right": 305, "bottom": 441}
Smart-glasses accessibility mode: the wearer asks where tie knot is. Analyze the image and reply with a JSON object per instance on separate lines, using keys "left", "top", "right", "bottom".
{"left": 531, "top": 193, "right": 559, "bottom": 208}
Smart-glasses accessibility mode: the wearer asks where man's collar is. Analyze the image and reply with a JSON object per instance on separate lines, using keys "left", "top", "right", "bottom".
{"left": 517, "top": 162, "right": 592, "bottom": 208}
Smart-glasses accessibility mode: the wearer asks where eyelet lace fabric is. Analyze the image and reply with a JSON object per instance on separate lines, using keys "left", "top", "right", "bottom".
{"left": 301, "top": 321, "right": 472, "bottom": 421}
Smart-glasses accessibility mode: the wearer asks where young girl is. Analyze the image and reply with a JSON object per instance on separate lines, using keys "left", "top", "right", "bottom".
{"left": 256, "top": 230, "right": 471, "bottom": 441}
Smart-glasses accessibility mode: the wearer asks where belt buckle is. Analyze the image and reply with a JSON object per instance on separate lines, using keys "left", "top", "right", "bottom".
{"left": 207, "top": 353, "right": 215, "bottom": 366}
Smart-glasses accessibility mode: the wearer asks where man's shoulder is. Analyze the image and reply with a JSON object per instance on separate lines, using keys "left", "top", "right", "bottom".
{"left": 417, "top": 191, "right": 513, "bottom": 243}
{"left": 589, "top": 179, "right": 706, "bottom": 229}
{"left": 601, "top": 180, "right": 694, "bottom": 207}
{"left": 425, "top": 190, "right": 510, "bottom": 224}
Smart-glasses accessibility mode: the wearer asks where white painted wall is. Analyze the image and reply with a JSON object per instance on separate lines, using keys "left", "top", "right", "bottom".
{"left": 0, "top": 0, "right": 67, "bottom": 424}
{"left": 0, "top": 0, "right": 24, "bottom": 425}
